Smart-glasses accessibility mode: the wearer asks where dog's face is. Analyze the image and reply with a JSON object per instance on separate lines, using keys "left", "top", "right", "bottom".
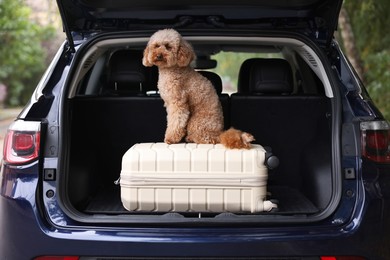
{"left": 143, "top": 29, "right": 195, "bottom": 68}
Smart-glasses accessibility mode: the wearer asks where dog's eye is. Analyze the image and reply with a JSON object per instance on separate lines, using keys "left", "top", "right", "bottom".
{"left": 165, "top": 44, "right": 172, "bottom": 50}
{"left": 155, "top": 44, "right": 160, "bottom": 48}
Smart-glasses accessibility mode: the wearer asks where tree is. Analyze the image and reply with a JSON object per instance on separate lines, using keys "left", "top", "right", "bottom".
{"left": 338, "top": 7, "right": 365, "bottom": 82}
{"left": 0, "top": 0, "right": 55, "bottom": 106}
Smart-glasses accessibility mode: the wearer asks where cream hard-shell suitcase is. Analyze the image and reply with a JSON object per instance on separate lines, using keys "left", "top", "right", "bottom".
{"left": 119, "top": 143, "right": 277, "bottom": 213}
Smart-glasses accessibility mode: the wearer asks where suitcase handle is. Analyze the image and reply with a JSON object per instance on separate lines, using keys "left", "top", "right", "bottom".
{"left": 264, "top": 146, "right": 279, "bottom": 170}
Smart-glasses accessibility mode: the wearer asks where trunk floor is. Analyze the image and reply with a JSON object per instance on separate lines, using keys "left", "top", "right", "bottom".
{"left": 83, "top": 186, "right": 319, "bottom": 215}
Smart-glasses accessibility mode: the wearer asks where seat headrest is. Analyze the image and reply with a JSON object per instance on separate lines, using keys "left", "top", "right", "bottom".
{"left": 108, "top": 50, "right": 145, "bottom": 94}
{"left": 248, "top": 59, "right": 293, "bottom": 94}
{"left": 109, "top": 50, "right": 145, "bottom": 82}
{"left": 198, "top": 71, "right": 223, "bottom": 94}
{"left": 237, "top": 58, "right": 260, "bottom": 93}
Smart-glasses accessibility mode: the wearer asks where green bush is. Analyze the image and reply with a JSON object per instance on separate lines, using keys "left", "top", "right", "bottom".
{"left": 344, "top": 0, "right": 390, "bottom": 121}
{"left": 0, "top": 0, "right": 55, "bottom": 106}
{"left": 364, "top": 50, "right": 390, "bottom": 121}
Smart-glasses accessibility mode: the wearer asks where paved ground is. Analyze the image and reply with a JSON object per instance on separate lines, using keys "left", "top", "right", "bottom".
{"left": 0, "top": 108, "right": 23, "bottom": 161}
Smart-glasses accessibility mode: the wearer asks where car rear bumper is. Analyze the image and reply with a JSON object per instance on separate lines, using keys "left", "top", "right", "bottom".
{"left": 1, "top": 192, "right": 390, "bottom": 260}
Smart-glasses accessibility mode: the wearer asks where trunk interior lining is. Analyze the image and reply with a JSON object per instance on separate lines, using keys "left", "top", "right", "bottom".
{"left": 67, "top": 94, "right": 331, "bottom": 217}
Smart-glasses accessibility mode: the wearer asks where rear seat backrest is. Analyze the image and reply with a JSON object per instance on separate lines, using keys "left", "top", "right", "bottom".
{"left": 231, "top": 58, "right": 330, "bottom": 189}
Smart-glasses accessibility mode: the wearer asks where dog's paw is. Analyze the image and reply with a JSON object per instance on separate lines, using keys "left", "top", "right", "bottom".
{"left": 164, "top": 136, "right": 182, "bottom": 144}
{"left": 164, "top": 137, "right": 176, "bottom": 144}
{"left": 164, "top": 131, "right": 185, "bottom": 144}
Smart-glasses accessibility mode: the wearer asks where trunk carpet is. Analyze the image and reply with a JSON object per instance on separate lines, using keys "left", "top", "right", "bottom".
{"left": 83, "top": 185, "right": 318, "bottom": 215}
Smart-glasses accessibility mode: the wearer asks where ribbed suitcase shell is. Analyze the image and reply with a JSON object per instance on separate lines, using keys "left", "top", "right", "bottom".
{"left": 120, "top": 143, "right": 276, "bottom": 213}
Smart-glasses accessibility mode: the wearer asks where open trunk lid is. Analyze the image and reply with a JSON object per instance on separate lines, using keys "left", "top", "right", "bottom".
{"left": 56, "top": 0, "right": 342, "bottom": 50}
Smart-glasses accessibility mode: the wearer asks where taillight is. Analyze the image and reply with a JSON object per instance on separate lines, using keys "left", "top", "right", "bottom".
{"left": 361, "top": 120, "right": 390, "bottom": 163}
{"left": 2, "top": 120, "right": 41, "bottom": 165}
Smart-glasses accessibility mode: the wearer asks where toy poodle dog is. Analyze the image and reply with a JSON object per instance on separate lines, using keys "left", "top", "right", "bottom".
{"left": 142, "top": 29, "right": 254, "bottom": 149}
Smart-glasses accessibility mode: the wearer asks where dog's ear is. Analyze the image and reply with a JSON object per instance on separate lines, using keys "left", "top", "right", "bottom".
{"left": 142, "top": 44, "right": 153, "bottom": 67}
{"left": 177, "top": 39, "right": 195, "bottom": 67}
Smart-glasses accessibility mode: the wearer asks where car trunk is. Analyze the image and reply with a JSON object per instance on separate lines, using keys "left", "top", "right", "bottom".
{"left": 66, "top": 97, "right": 331, "bottom": 218}
{"left": 59, "top": 33, "right": 339, "bottom": 223}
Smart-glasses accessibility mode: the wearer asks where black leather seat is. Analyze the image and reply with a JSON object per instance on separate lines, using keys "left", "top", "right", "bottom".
{"left": 237, "top": 58, "right": 294, "bottom": 94}
{"left": 105, "top": 50, "right": 146, "bottom": 96}
{"left": 230, "top": 58, "right": 330, "bottom": 188}
{"left": 105, "top": 50, "right": 159, "bottom": 96}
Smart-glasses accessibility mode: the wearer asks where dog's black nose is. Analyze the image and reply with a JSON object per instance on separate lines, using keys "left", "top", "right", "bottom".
{"left": 156, "top": 54, "right": 163, "bottom": 61}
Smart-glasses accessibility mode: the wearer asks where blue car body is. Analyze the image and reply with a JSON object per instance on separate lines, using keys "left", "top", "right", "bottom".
{"left": 1, "top": 0, "right": 390, "bottom": 259}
